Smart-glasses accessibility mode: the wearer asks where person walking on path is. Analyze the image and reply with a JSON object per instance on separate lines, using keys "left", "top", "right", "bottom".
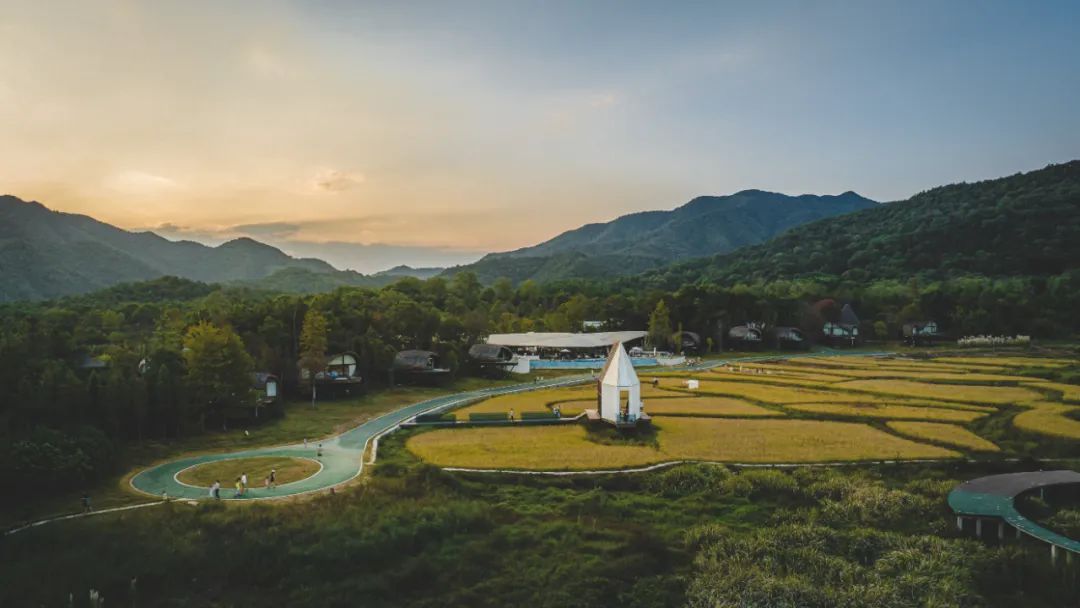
{"left": 80, "top": 493, "right": 91, "bottom": 513}
{"left": 240, "top": 472, "right": 248, "bottom": 491}
{"left": 269, "top": 469, "right": 277, "bottom": 489}
{"left": 264, "top": 476, "right": 270, "bottom": 489}
{"left": 508, "top": 408, "right": 515, "bottom": 422}
{"left": 316, "top": 443, "right": 323, "bottom": 459}
{"left": 303, "top": 438, "right": 308, "bottom": 449}
{"left": 211, "top": 480, "right": 221, "bottom": 499}
{"left": 235, "top": 478, "right": 243, "bottom": 497}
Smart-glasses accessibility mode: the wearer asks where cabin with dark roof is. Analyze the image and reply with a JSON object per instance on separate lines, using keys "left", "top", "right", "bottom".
{"left": 727, "top": 323, "right": 765, "bottom": 350}
{"left": 391, "top": 350, "right": 451, "bottom": 385}
{"left": 678, "top": 331, "right": 702, "bottom": 354}
{"left": 771, "top": 326, "right": 808, "bottom": 350}
{"left": 902, "top": 321, "right": 941, "bottom": 345}
{"left": 468, "top": 343, "right": 518, "bottom": 376}
{"left": 299, "top": 351, "right": 364, "bottom": 398}
{"left": 823, "top": 304, "right": 861, "bottom": 346}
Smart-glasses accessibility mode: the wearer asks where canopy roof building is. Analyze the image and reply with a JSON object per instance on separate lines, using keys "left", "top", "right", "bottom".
{"left": 486, "top": 331, "right": 646, "bottom": 349}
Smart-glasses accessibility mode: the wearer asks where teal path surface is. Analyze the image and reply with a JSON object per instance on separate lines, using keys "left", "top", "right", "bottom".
{"left": 131, "top": 350, "right": 891, "bottom": 501}
{"left": 131, "top": 375, "right": 592, "bottom": 500}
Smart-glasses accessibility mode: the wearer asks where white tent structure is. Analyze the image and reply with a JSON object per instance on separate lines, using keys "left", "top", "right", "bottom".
{"left": 598, "top": 342, "right": 642, "bottom": 425}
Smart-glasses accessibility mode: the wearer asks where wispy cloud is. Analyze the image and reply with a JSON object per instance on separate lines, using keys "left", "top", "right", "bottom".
{"left": 310, "top": 168, "right": 365, "bottom": 193}
{"left": 103, "top": 170, "right": 180, "bottom": 194}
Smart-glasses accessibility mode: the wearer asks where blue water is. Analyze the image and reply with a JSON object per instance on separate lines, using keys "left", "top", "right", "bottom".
{"left": 529, "top": 357, "right": 659, "bottom": 369}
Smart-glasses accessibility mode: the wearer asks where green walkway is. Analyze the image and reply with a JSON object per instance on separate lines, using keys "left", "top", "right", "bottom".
{"left": 131, "top": 350, "right": 890, "bottom": 501}
{"left": 948, "top": 470, "right": 1080, "bottom": 554}
{"left": 131, "top": 375, "right": 594, "bottom": 500}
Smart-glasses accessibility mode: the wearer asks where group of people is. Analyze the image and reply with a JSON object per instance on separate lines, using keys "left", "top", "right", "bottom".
{"left": 207, "top": 469, "right": 278, "bottom": 499}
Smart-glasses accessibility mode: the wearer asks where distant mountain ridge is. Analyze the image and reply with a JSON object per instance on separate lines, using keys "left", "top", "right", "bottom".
{"left": 644, "top": 160, "right": 1080, "bottom": 286}
{"left": 442, "top": 189, "right": 878, "bottom": 283}
{"left": 0, "top": 195, "right": 353, "bottom": 301}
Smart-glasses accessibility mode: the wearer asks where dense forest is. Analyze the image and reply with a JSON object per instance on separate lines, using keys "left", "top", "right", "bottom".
{"left": 648, "top": 161, "right": 1080, "bottom": 286}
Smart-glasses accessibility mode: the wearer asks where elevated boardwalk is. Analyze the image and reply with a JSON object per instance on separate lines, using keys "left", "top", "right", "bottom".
{"left": 948, "top": 470, "right": 1080, "bottom": 561}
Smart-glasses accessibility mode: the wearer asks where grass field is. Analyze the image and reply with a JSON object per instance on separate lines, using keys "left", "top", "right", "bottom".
{"left": 407, "top": 417, "right": 958, "bottom": 470}
{"left": 785, "top": 403, "right": 987, "bottom": 422}
{"left": 454, "top": 381, "right": 687, "bottom": 415}
{"left": 176, "top": 456, "right": 321, "bottom": 488}
{"left": 885, "top": 421, "right": 1000, "bottom": 451}
{"left": 934, "top": 356, "right": 1075, "bottom": 368}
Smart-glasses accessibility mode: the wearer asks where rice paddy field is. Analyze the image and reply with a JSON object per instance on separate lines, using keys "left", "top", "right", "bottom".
{"left": 407, "top": 352, "right": 1080, "bottom": 470}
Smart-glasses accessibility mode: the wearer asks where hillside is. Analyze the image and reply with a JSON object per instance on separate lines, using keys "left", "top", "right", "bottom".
{"left": 0, "top": 195, "right": 350, "bottom": 301}
{"left": 442, "top": 190, "right": 877, "bottom": 283}
{"left": 646, "top": 161, "right": 1080, "bottom": 287}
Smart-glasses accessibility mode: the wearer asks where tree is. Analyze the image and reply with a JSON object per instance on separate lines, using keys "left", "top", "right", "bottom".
{"left": 648, "top": 300, "right": 673, "bottom": 350}
{"left": 182, "top": 321, "right": 253, "bottom": 430}
{"left": 298, "top": 309, "right": 329, "bottom": 408}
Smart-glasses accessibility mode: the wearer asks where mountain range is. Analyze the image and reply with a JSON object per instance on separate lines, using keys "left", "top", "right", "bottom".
{"left": 646, "top": 160, "right": 1080, "bottom": 287}
{"left": 0, "top": 196, "right": 382, "bottom": 301}
{"left": 440, "top": 190, "right": 878, "bottom": 283}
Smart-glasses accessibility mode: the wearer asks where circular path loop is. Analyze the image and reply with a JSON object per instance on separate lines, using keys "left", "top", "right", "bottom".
{"left": 131, "top": 351, "right": 891, "bottom": 501}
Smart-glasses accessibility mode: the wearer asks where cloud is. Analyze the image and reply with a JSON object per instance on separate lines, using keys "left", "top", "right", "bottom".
{"left": 103, "top": 170, "right": 179, "bottom": 194}
{"left": 230, "top": 221, "right": 300, "bottom": 239}
{"left": 310, "top": 168, "right": 365, "bottom": 193}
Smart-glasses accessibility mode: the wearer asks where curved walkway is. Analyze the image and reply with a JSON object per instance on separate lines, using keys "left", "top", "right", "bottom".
{"left": 131, "top": 375, "right": 597, "bottom": 500}
{"left": 130, "top": 350, "right": 891, "bottom": 501}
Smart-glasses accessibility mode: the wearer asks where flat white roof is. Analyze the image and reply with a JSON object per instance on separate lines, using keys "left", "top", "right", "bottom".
{"left": 486, "top": 331, "right": 647, "bottom": 348}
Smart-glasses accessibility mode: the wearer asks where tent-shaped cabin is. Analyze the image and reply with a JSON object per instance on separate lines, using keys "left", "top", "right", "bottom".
{"left": 592, "top": 342, "right": 649, "bottom": 428}
{"left": 823, "top": 304, "right": 861, "bottom": 346}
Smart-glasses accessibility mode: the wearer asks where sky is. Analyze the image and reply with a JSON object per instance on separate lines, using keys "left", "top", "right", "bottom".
{"left": 2, "top": 0, "right": 1079, "bottom": 273}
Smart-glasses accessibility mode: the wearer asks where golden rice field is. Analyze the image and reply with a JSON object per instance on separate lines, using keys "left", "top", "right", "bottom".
{"left": 416, "top": 353, "right": 1079, "bottom": 469}
{"left": 642, "top": 396, "right": 781, "bottom": 417}
{"left": 835, "top": 379, "right": 1045, "bottom": 406}
{"left": 1024, "top": 381, "right": 1080, "bottom": 403}
{"left": 934, "top": 356, "right": 1074, "bottom": 368}
{"left": 885, "top": 421, "right": 1000, "bottom": 452}
{"left": 785, "top": 403, "right": 987, "bottom": 423}
{"left": 406, "top": 418, "right": 958, "bottom": 470}
{"left": 1012, "top": 404, "right": 1080, "bottom": 439}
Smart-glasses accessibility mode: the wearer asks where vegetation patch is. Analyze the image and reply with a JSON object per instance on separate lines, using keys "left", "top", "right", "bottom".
{"left": 786, "top": 403, "right": 987, "bottom": 422}
{"left": 176, "top": 456, "right": 321, "bottom": 488}
{"left": 406, "top": 418, "right": 957, "bottom": 470}
{"left": 885, "top": 421, "right": 1000, "bottom": 451}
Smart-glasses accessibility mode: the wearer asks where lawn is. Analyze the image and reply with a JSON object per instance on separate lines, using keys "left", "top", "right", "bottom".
{"left": 934, "top": 356, "right": 1075, "bottom": 368}
{"left": 454, "top": 381, "right": 688, "bottom": 415}
{"left": 666, "top": 380, "right": 872, "bottom": 404}
{"left": 176, "top": 456, "right": 321, "bottom": 488}
{"left": 406, "top": 417, "right": 958, "bottom": 470}
{"left": 885, "top": 421, "right": 1000, "bottom": 452}
{"left": 785, "top": 403, "right": 987, "bottom": 422}
{"left": 643, "top": 396, "right": 781, "bottom": 417}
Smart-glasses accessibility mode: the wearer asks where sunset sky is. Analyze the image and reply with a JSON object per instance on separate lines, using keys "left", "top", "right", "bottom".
{"left": 2, "top": 1, "right": 1079, "bottom": 272}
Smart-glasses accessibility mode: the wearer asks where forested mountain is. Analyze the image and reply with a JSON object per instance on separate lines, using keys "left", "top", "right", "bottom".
{"left": 648, "top": 161, "right": 1080, "bottom": 287}
{"left": 0, "top": 195, "right": 363, "bottom": 301}
{"left": 442, "top": 190, "right": 878, "bottom": 283}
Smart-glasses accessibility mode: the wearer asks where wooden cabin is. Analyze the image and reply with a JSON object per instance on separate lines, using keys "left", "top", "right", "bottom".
{"left": 299, "top": 351, "right": 364, "bottom": 398}
{"left": 468, "top": 343, "right": 518, "bottom": 376}
{"left": 678, "top": 331, "right": 702, "bottom": 354}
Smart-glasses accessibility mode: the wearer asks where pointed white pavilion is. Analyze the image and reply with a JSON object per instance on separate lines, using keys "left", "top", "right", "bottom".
{"left": 598, "top": 342, "right": 642, "bottom": 424}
